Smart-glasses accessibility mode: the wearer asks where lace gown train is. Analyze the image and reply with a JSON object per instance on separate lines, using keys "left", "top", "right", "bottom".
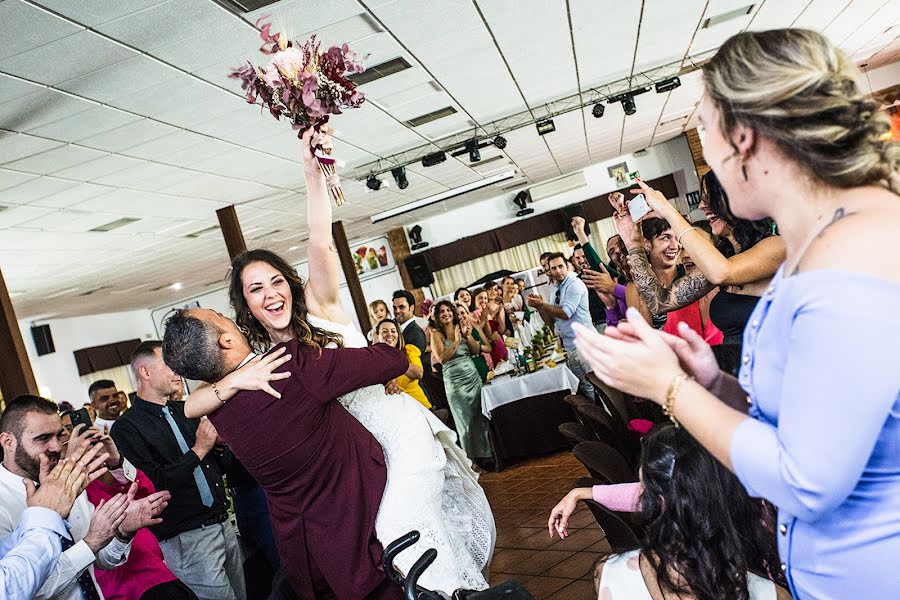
{"left": 308, "top": 315, "right": 496, "bottom": 592}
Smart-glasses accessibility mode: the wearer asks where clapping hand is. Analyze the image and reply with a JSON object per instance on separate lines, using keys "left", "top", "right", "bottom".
{"left": 83, "top": 494, "right": 128, "bottom": 553}
{"left": 526, "top": 293, "right": 544, "bottom": 308}
{"left": 26, "top": 441, "right": 109, "bottom": 518}
{"left": 118, "top": 482, "right": 171, "bottom": 537}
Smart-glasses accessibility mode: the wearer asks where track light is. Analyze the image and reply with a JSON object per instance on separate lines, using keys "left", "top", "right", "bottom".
{"left": 592, "top": 103, "right": 605, "bottom": 118}
{"left": 366, "top": 174, "right": 383, "bottom": 191}
{"left": 465, "top": 139, "right": 481, "bottom": 163}
{"left": 421, "top": 151, "right": 446, "bottom": 167}
{"left": 655, "top": 76, "right": 681, "bottom": 93}
{"left": 493, "top": 135, "right": 507, "bottom": 149}
{"left": 391, "top": 166, "right": 408, "bottom": 189}
{"left": 408, "top": 224, "right": 428, "bottom": 250}
{"left": 621, "top": 95, "right": 637, "bottom": 116}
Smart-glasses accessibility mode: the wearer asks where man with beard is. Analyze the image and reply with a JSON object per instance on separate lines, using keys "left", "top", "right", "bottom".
{"left": 0, "top": 395, "right": 170, "bottom": 600}
{"left": 88, "top": 381, "right": 125, "bottom": 433}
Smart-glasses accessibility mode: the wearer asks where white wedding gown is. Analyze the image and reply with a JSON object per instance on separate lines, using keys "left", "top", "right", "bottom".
{"left": 308, "top": 315, "right": 496, "bottom": 592}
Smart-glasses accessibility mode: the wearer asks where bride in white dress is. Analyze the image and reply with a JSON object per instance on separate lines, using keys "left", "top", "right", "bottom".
{"left": 184, "top": 129, "right": 495, "bottom": 592}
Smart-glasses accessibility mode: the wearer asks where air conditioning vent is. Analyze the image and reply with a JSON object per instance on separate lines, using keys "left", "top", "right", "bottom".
{"left": 406, "top": 106, "right": 457, "bottom": 128}
{"left": 348, "top": 57, "right": 412, "bottom": 86}
{"left": 528, "top": 171, "right": 587, "bottom": 202}
{"left": 702, "top": 4, "right": 754, "bottom": 28}
{"left": 214, "top": 0, "right": 283, "bottom": 13}
{"left": 185, "top": 225, "right": 220, "bottom": 238}
{"left": 90, "top": 217, "right": 140, "bottom": 232}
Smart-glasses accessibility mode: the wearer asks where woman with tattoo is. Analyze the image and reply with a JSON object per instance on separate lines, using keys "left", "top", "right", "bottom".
{"left": 607, "top": 171, "right": 783, "bottom": 372}
{"left": 574, "top": 29, "right": 900, "bottom": 600}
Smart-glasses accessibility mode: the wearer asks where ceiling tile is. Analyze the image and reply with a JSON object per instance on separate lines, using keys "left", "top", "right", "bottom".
{"left": 0, "top": 73, "right": 45, "bottom": 105}
{"left": 57, "top": 55, "right": 181, "bottom": 104}
{"left": 78, "top": 118, "right": 178, "bottom": 152}
{"left": 26, "top": 106, "right": 142, "bottom": 142}
{"left": 97, "top": 0, "right": 234, "bottom": 51}
{"left": 0, "top": 30, "right": 137, "bottom": 86}
{"left": 0, "top": 204, "right": 55, "bottom": 227}
{"left": 53, "top": 153, "right": 144, "bottom": 180}
{"left": 0, "top": 176, "right": 80, "bottom": 205}
{"left": 4, "top": 144, "right": 106, "bottom": 174}
{"left": 0, "top": 89, "right": 96, "bottom": 132}
{"left": 0, "top": 0, "right": 82, "bottom": 61}
{"left": 28, "top": 181, "right": 114, "bottom": 208}
{"left": 0, "top": 168, "right": 38, "bottom": 191}
{"left": 0, "top": 132, "right": 64, "bottom": 164}
{"left": 120, "top": 130, "right": 210, "bottom": 161}
{"left": 33, "top": 0, "right": 166, "bottom": 27}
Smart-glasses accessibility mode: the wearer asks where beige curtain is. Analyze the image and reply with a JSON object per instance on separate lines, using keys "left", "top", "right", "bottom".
{"left": 79, "top": 366, "right": 137, "bottom": 405}
{"left": 431, "top": 217, "right": 620, "bottom": 296}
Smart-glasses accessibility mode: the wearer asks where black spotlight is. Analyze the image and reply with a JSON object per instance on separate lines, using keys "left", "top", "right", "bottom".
{"left": 655, "top": 76, "right": 681, "bottom": 93}
{"left": 366, "top": 174, "right": 383, "bottom": 191}
{"left": 591, "top": 103, "right": 605, "bottom": 118}
{"left": 391, "top": 166, "right": 408, "bottom": 189}
{"left": 493, "top": 135, "right": 507, "bottom": 149}
{"left": 408, "top": 224, "right": 428, "bottom": 250}
{"left": 513, "top": 190, "right": 534, "bottom": 217}
{"left": 621, "top": 95, "right": 636, "bottom": 116}
{"left": 465, "top": 139, "right": 481, "bottom": 163}
{"left": 421, "top": 150, "right": 447, "bottom": 167}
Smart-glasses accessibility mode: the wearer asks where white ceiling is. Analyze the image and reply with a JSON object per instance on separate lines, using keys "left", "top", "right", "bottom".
{"left": 1, "top": 0, "right": 898, "bottom": 319}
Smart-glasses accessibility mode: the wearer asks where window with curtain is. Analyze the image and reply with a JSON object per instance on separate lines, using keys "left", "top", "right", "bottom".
{"left": 430, "top": 217, "right": 619, "bottom": 296}
{"left": 78, "top": 366, "right": 137, "bottom": 407}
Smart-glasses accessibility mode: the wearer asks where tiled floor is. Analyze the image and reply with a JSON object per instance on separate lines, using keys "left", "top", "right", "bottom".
{"left": 481, "top": 451, "right": 607, "bottom": 599}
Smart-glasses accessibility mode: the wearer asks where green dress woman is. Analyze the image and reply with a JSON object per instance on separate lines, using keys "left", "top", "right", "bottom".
{"left": 432, "top": 301, "right": 493, "bottom": 460}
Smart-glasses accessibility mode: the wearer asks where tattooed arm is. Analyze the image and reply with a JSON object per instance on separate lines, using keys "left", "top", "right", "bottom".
{"left": 626, "top": 248, "right": 715, "bottom": 315}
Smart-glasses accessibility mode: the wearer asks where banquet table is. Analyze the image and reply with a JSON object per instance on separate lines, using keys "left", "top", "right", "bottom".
{"left": 481, "top": 364, "right": 580, "bottom": 470}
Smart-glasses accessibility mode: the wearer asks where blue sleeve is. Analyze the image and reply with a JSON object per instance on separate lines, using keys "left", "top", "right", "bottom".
{"left": 0, "top": 508, "right": 66, "bottom": 599}
{"left": 560, "top": 279, "right": 586, "bottom": 319}
{"left": 730, "top": 290, "right": 900, "bottom": 521}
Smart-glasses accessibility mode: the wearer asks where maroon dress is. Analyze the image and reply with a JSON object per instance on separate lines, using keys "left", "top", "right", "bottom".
{"left": 208, "top": 340, "right": 408, "bottom": 600}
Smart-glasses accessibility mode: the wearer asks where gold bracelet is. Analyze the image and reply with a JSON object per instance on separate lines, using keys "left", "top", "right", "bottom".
{"left": 211, "top": 382, "right": 225, "bottom": 405}
{"left": 663, "top": 373, "right": 692, "bottom": 428}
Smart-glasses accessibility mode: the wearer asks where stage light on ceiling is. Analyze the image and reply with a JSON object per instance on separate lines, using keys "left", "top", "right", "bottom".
{"left": 421, "top": 151, "right": 447, "bottom": 167}
{"left": 493, "top": 135, "right": 507, "bottom": 149}
{"left": 535, "top": 119, "right": 556, "bottom": 135}
{"left": 408, "top": 224, "right": 429, "bottom": 250}
{"left": 465, "top": 139, "right": 481, "bottom": 163}
{"left": 592, "top": 103, "right": 605, "bottom": 118}
{"left": 655, "top": 76, "right": 681, "bottom": 93}
{"left": 391, "top": 166, "right": 408, "bottom": 189}
{"left": 513, "top": 190, "right": 534, "bottom": 217}
{"left": 621, "top": 95, "right": 637, "bottom": 115}
{"left": 366, "top": 174, "right": 383, "bottom": 191}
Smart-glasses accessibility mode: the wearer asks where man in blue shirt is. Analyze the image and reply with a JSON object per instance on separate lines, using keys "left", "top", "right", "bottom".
{"left": 526, "top": 252, "right": 596, "bottom": 400}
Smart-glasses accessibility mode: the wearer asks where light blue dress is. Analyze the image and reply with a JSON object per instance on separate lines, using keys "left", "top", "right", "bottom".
{"left": 442, "top": 338, "right": 493, "bottom": 459}
{"left": 731, "top": 267, "right": 900, "bottom": 599}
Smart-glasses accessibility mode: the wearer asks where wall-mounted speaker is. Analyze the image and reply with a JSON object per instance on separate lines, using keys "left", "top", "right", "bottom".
{"left": 31, "top": 324, "right": 55, "bottom": 356}
{"left": 405, "top": 253, "right": 435, "bottom": 288}
{"left": 562, "top": 204, "right": 591, "bottom": 242}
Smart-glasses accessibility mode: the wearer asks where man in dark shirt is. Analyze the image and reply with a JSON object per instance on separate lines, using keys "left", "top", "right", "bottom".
{"left": 391, "top": 289, "right": 426, "bottom": 352}
{"left": 111, "top": 342, "right": 245, "bottom": 600}
{"left": 572, "top": 244, "right": 608, "bottom": 328}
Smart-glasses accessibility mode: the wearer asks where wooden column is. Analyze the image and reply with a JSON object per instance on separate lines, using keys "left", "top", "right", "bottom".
{"left": 216, "top": 206, "right": 248, "bottom": 261}
{"left": 0, "top": 268, "right": 39, "bottom": 403}
{"left": 331, "top": 221, "right": 370, "bottom": 330}
{"left": 685, "top": 129, "right": 710, "bottom": 179}
{"left": 387, "top": 227, "right": 425, "bottom": 312}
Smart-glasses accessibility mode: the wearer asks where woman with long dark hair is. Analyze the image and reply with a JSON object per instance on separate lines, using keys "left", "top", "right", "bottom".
{"left": 181, "top": 130, "right": 494, "bottom": 592}
{"left": 430, "top": 300, "right": 493, "bottom": 462}
{"left": 375, "top": 318, "right": 429, "bottom": 409}
{"left": 576, "top": 29, "right": 900, "bottom": 598}
{"left": 550, "top": 425, "right": 788, "bottom": 600}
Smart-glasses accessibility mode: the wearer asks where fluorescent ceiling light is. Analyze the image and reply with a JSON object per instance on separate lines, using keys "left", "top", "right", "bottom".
{"left": 371, "top": 170, "right": 516, "bottom": 223}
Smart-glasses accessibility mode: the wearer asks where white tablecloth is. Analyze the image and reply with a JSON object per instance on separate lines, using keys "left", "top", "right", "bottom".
{"left": 481, "top": 364, "right": 579, "bottom": 418}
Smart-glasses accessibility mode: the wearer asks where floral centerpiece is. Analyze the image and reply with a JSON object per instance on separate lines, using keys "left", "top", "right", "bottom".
{"left": 230, "top": 17, "right": 367, "bottom": 205}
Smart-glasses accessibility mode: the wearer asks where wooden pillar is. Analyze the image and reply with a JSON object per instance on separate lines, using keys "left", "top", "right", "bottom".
{"left": 216, "top": 206, "right": 248, "bottom": 261}
{"left": 331, "top": 221, "right": 370, "bottom": 330}
{"left": 387, "top": 227, "right": 425, "bottom": 313}
{"left": 685, "top": 128, "right": 709, "bottom": 179}
{"left": 0, "top": 268, "right": 39, "bottom": 403}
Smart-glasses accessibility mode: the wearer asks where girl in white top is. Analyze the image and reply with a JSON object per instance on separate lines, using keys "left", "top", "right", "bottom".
{"left": 549, "top": 424, "right": 790, "bottom": 600}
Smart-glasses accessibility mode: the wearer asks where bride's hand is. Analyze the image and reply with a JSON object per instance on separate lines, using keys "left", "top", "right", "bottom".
{"left": 384, "top": 380, "right": 402, "bottom": 395}
{"left": 226, "top": 347, "right": 292, "bottom": 399}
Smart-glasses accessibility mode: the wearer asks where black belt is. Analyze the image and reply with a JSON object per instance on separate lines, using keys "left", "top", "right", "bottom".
{"left": 200, "top": 512, "right": 228, "bottom": 528}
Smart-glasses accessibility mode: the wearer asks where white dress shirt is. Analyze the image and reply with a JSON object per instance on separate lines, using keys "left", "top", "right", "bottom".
{"left": 91, "top": 417, "right": 117, "bottom": 434}
{"left": 0, "top": 465, "right": 132, "bottom": 600}
{"left": 1, "top": 507, "right": 69, "bottom": 599}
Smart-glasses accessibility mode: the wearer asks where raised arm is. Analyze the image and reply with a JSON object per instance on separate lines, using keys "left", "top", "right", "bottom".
{"left": 300, "top": 127, "right": 344, "bottom": 322}
{"left": 302, "top": 344, "right": 409, "bottom": 403}
{"left": 634, "top": 179, "right": 784, "bottom": 286}
{"left": 626, "top": 248, "right": 715, "bottom": 314}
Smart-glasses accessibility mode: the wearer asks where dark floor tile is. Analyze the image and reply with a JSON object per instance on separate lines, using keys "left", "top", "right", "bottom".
{"left": 548, "top": 526, "right": 606, "bottom": 552}
{"left": 503, "top": 549, "right": 572, "bottom": 576}
{"left": 542, "top": 551, "right": 600, "bottom": 579}
{"left": 585, "top": 538, "right": 613, "bottom": 554}
{"left": 544, "top": 578, "right": 597, "bottom": 599}
{"left": 489, "top": 548, "right": 540, "bottom": 572}
{"left": 506, "top": 527, "right": 559, "bottom": 551}
{"left": 521, "top": 575, "right": 575, "bottom": 599}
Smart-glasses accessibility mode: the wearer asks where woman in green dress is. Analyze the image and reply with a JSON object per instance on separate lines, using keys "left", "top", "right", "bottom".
{"left": 455, "top": 302, "right": 492, "bottom": 383}
{"left": 430, "top": 300, "right": 494, "bottom": 460}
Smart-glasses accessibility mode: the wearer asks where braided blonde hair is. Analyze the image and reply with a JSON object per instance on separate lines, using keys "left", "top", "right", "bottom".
{"left": 703, "top": 29, "right": 899, "bottom": 194}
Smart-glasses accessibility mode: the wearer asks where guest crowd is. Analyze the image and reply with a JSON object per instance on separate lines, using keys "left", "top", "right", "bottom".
{"left": 0, "top": 27, "right": 897, "bottom": 600}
